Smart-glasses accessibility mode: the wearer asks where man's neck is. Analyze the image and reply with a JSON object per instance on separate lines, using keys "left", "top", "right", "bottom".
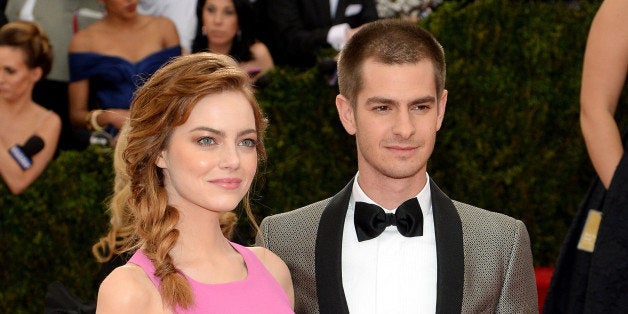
{"left": 356, "top": 170, "right": 428, "bottom": 209}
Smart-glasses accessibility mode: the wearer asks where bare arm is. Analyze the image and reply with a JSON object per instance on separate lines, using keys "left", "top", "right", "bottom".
{"left": 249, "top": 41, "right": 275, "bottom": 82}
{"left": 580, "top": 0, "right": 628, "bottom": 188}
{"left": 0, "top": 111, "right": 61, "bottom": 195}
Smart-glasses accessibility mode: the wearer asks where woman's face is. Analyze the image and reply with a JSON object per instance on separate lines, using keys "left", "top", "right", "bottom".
{"left": 0, "top": 46, "right": 40, "bottom": 103}
{"left": 202, "top": 0, "right": 239, "bottom": 48}
{"left": 156, "top": 90, "right": 258, "bottom": 215}
{"left": 102, "top": 0, "right": 138, "bottom": 18}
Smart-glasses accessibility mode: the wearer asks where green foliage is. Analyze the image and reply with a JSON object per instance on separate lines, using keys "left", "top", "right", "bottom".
{"left": 422, "top": 0, "right": 609, "bottom": 265}
{"left": 255, "top": 67, "right": 356, "bottom": 215}
{"left": 0, "top": 146, "right": 113, "bottom": 313}
{"left": 3, "top": 1, "right": 626, "bottom": 312}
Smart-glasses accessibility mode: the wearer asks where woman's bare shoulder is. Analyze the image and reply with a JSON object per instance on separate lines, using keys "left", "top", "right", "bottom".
{"left": 96, "top": 264, "right": 166, "bottom": 313}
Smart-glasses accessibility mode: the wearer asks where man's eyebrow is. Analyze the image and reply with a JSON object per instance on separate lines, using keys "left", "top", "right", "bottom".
{"left": 365, "top": 95, "right": 436, "bottom": 106}
{"left": 365, "top": 96, "right": 397, "bottom": 106}
{"left": 409, "top": 96, "right": 436, "bottom": 106}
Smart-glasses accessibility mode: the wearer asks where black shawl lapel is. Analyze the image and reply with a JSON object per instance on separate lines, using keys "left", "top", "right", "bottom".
{"left": 430, "top": 179, "right": 464, "bottom": 313}
{"left": 315, "top": 179, "right": 353, "bottom": 314}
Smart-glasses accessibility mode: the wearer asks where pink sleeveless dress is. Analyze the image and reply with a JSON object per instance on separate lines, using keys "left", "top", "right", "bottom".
{"left": 128, "top": 242, "right": 293, "bottom": 313}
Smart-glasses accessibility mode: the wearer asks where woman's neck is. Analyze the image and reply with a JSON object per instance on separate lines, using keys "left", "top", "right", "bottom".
{"left": 102, "top": 13, "right": 143, "bottom": 31}
{"left": 0, "top": 95, "right": 34, "bottom": 115}
{"left": 172, "top": 207, "right": 232, "bottom": 258}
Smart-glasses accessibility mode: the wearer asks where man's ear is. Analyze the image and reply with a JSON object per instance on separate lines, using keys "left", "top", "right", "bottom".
{"left": 436, "top": 89, "right": 448, "bottom": 131}
{"left": 336, "top": 94, "right": 356, "bottom": 135}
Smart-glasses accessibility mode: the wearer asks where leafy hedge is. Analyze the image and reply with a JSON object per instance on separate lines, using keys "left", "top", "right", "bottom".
{"left": 0, "top": 147, "right": 112, "bottom": 313}
{"left": 3, "top": 0, "right": 626, "bottom": 312}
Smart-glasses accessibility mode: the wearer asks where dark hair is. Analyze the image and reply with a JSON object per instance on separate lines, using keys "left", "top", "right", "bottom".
{"left": 192, "top": 0, "right": 256, "bottom": 62}
{"left": 337, "top": 19, "right": 446, "bottom": 103}
{"left": 0, "top": 20, "right": 53, "bottom": 78}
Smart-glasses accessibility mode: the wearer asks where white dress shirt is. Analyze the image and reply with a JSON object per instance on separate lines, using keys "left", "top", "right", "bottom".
{"left": 342, "top": 173, "right": 437, "bottom": 313}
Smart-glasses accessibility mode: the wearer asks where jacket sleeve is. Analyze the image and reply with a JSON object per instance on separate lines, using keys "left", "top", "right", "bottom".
{"left": 497, "top": 220, "right": 539, "bottom": 313}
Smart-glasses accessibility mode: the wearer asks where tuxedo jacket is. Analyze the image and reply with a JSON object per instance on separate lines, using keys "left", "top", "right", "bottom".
{"left": 256, "top": 178, "right": 538, "bottom": 313}
{"left": 265, "top": 0, "right": 378, "bottom": 68}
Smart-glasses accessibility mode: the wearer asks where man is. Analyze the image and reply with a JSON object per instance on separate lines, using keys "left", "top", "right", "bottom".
{"left": 256, "top": 19, "right": 538, "bottom": 313}
{"left": 262, "top": 0, "right": 378, "bottom": 68}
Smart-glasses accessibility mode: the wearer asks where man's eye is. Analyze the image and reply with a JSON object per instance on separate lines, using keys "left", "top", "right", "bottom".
{"left": 373, "top": 105, "right": 390, "bottom": 112}
{"left": 412, "top": 104, "right": 430, "bottom": 111}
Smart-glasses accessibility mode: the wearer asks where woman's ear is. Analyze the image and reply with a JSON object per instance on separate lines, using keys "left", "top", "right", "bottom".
{"left": 156, "top": 151, "right": 167, "bottom": 169}
{"left": 30, "top": 67, "right": 43, "bottom": 83}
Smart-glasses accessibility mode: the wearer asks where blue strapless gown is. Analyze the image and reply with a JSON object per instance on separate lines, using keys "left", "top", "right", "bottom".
{"left": 69, "top": 45, "right": 181, "bottom": 110}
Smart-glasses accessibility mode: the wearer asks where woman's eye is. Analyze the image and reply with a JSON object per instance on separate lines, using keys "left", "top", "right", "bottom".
{"left": 198, "top": 137, "right": 215, "bottom": 146}
{"left": 239, "top": 138, "right": 257, "bottom": 147}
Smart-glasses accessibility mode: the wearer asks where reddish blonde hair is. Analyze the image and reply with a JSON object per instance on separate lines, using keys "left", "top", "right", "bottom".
{"left": 120, "top": 53, "right": 267, "bottom": 309}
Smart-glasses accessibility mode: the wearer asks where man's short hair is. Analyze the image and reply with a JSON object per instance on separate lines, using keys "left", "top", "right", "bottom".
{"left": 337, "top": 19, "right": 446, "bottom": 104}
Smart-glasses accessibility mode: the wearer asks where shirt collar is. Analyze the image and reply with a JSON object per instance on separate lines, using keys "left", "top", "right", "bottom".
{"left": 351, "top": 172, "right": 433, "bottom": 217}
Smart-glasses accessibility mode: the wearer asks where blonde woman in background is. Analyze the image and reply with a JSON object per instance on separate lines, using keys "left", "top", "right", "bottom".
{"left": 0, "top": 21, "right": 60, "bottom": 195}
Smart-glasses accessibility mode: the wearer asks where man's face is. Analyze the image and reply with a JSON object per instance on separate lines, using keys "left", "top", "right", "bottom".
{"left": 336, "top": 59, "right": 447, "bottom": 184}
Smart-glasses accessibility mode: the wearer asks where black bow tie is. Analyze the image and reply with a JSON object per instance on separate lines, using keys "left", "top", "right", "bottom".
{"left": 354, "top": 198, "right": 423, "bottom": 242}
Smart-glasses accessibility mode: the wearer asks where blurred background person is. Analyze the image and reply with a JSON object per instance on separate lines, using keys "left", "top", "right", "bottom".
{"left": 5, "top": 0, "right": 102, "bottom": 150}
{"left": 68, "top": 0, "right": 180, "bottom": 146}
{"left": 0, "top": 0, "right": 7, "bottom": 26}
{"left": 192, "top": 0, "right": 274, "bottom": 87}
{"left": 96, "top": 52, "right": 293, "bottom": 312}
{"left": 0, "top": 21, "right": 60, "bottom": 195}
{"left": 263, "top": 0, "right": 378, "bottom": 69}
{"left": 544, "top": 0, "right": 628, "bottom": 312}
{"left": 138, "top": 0, "right": 197, "bottom": 54}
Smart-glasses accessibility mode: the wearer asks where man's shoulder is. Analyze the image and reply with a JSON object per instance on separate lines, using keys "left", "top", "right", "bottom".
{"left": 263, "top": 198, "right": 332, "bottom": 224}
{"left": 452, "top": 200, "right": 524, "bottom": 232}
{"left": 256, "top": 198, "right": 332, "bottom": 249}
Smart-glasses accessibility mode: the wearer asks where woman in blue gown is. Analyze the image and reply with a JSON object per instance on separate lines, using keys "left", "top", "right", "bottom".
{"left": 68, "top": 0, "right": 181, "bottom": 145}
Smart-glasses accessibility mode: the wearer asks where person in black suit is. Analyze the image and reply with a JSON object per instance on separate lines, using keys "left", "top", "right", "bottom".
{"left": 264, "top": 0, "right": 378, "bottom": 68}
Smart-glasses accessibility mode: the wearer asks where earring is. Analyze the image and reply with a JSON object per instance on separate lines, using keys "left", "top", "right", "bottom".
{"left": 202, "top": 26, "right": 207, "bottom": 36}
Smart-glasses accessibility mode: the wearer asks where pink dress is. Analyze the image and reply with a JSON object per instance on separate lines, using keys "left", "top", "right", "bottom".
{"left": 128, "top": 242, "right": 293, "bottom": 313}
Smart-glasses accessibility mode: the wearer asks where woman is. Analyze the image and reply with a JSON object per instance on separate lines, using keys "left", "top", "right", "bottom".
{"left": 92, "top": 122, "right": 238, "bottom": 286}
{"left": 544, "top": 0, "right": 628, "bottom": 312}
{"left": 192, "top": 0, "right": 274, "bottom": 85}
{"left": 68, "top": 0, "right": 180, "bottom": 144}
{"left": 0, "top": 21, "right": 60, "bottom": 195}
{"left": 96, "top": 53, "right": 294, "bottom": 313}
